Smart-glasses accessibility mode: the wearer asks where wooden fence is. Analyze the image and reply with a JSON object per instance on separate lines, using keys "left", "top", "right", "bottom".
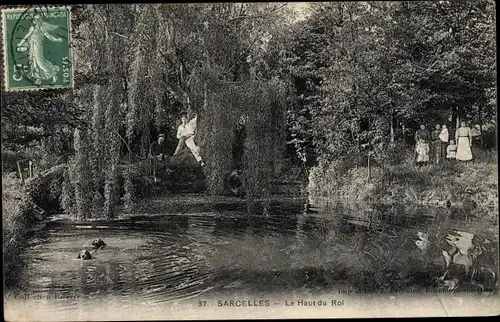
{"left": 16, "top": 159, "right": 34, "bottom": 185}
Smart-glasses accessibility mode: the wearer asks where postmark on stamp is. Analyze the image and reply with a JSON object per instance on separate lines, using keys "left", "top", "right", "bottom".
{"left": 2, "top": 6, "right": 73, "bottom": 91}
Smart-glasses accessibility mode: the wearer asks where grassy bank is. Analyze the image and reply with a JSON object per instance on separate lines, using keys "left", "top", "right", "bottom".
{"left": 308, "top": 148, "right": 498, "bottom": 211}
{"left": 2, "top": 174, "right": 46, "bottom": 288}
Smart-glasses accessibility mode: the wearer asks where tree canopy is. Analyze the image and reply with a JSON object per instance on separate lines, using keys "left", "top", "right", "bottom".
{"left": 283, "top": 0, "right": 496, "bottom": 164}
{"left": 1, "top": 2, "right": 496, "bottom": 218}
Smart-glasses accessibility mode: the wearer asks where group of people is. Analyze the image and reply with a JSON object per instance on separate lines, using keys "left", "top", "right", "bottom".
{"left": 149, "top": 114, "right": 205, "bottom": 182}
{"left": 152, "top": 115, "right": 477, "bottom": 177}
{"left": 414, "top": 121, "right": 474, "bottom": 165}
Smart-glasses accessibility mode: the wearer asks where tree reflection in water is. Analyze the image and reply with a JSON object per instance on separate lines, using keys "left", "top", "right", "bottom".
{"left": 8, "top": 201, "right": 498, "bottom": 312}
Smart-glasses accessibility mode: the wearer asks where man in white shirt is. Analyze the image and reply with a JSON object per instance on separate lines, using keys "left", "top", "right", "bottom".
{"left": 173, "top": 115, "right": 205, "bottom": 166}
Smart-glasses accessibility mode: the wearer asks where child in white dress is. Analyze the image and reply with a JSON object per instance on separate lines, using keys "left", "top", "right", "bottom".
{"left": 446, "top": 140, "right": 457, "bottom": 159}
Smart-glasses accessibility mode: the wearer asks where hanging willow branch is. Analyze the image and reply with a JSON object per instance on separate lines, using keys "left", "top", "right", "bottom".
{"left": 60, "top": 3, "right": 292, "bottom": 218}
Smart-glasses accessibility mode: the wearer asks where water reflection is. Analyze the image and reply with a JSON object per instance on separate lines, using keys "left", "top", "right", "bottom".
{"left": 6, "top": 201, "right": 499, "bottom": 310}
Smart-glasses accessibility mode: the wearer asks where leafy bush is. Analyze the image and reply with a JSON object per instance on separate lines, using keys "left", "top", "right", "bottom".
{"left": 2, "top": 174, "right": 33, "bottom": 287}
{"left": 308, "top": 144, "right": 498, "bottom": 208}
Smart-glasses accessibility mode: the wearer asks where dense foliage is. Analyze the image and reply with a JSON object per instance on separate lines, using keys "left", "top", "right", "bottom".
{"left": 283, "top": 1, "right": 496, "bottom": 166}
{"left": 2, "top": 4, "right": 294, "bottom": 218}
{"left": 1, "top": 2, "right": 496, "bottom": 218}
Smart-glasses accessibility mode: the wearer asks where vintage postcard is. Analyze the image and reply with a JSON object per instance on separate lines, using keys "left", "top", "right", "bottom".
{"left": 2, "top": 2, "right": 498, "bottom": 321}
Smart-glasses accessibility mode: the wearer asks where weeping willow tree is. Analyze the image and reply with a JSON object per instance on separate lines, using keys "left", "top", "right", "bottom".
{"left": 196, "top": 71, "right": 237, "bottom": 195}
{"left": 189, "top": 65, "right": 288, "bottom": 198}
{"left": 60, "top": 3, "right": 294, "bottom": 218}
{"left": 183, "top": 3, "right": 291, "bottom": 198}
{"left": 242, "top": 78, "right": 287, "bottom": 201}
{"left": 72, "top": 128, "right": 92, "bottom": 219}
{"left": 62, "top": 5, "right": 134, "bottom": 219}
{"left": 89, "top": 85, "right": 105, "bottom": 213}
{"left": 61, "top": 4, "right": 188, "bottom": 218}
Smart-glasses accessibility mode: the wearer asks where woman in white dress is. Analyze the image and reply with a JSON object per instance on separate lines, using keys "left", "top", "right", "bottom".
{"left": 455, "top": 121, "right": 473, "bottom": 161}
{"left": 414, "top": 125, "right": 431, "bottom": 165}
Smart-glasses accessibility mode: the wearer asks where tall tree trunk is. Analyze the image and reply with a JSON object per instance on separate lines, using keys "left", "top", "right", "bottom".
{"left": 367, "top": 118, "right": 371, "bottom": 181}
{"left": 457, "top": 105, "right": 465, "bottom": 127}
{"left": 478, "top": 105, "right": 484, "bottom": 148}
{"left": 390, "top": 114, "right": 395, "bottom": 144}
{"left": 451, "top": 106, "right": 458, "bottom": 130}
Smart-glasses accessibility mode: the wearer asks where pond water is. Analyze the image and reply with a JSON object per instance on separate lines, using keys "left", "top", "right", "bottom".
{"left": 5, "top": 199, "right": 499, "bottom": 314}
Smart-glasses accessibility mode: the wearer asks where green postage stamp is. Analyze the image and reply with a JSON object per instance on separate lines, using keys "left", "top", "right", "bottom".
{"left": 2, "top": 6, "right": 73, "bottom": 91}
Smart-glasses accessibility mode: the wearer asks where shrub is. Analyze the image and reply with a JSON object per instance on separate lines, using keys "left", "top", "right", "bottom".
{"left": 307, "top": 144, "right": 498, "bottom": 207}
{"left": 2, "top": 174, "right": 27, "bottom": 237}
{"left": 2, "top": 174, "right": 33, "bottom": 288}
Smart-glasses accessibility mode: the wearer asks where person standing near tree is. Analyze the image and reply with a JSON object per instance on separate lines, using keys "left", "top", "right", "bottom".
{"left": 173, "top": 115, "right": 205, "bottom": 167}
{"left": 431, "top": 124, "right": 443, "bottom": 164}
{"left": 414, "top": 124, "right": 431, "bottom": 166}
{"left": 439, "top": 124, "right": 449, "bottom": 161}
{"left": 470, "top": 124, "right": 482, "bottom": 147}
{"left": 455, "top": 121, "right": 473, "bottom": 162}
{"left": 149, "top": 134, "right": 169, "bottom": 183}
